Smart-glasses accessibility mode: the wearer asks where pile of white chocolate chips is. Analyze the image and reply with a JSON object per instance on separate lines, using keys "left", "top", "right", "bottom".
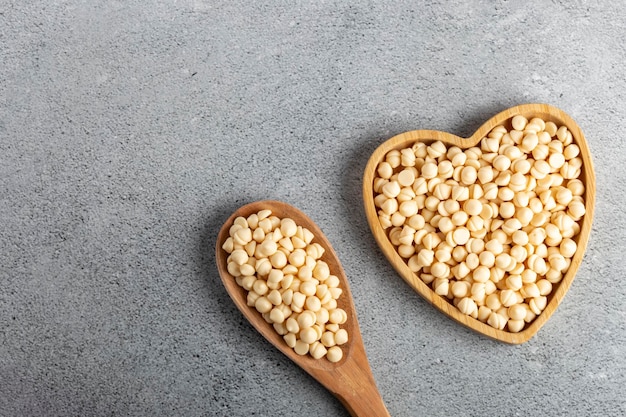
{"left": 223, "top": 209, "right": 348, "bottom": 362}
{"left": 373, "top": 116, "right": 586, "bottom": 332}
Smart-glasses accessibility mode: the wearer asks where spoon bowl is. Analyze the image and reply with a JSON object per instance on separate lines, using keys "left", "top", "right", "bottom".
{"left": 216, "top": 200, "right": 390, "bottom": 417}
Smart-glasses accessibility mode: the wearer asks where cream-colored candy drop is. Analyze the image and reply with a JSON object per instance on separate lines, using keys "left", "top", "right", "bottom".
{"left": 560, "top": 238, "right": 577, "bottom": 258}
{"left": 508, "top": 304, "right": 527, "bottom": 321}
{"left": 452, "top": 227, "right": 470, "bottom": 245}
{"left": 549, "top": 253, "right": 568, "bottom": 272}
{"left": 488, "top": 269, "right": 504, "bottom": 285}
{"left": 477, "top": 166, "right": 494, "bottom": 184}
{"left": 493, "top": 155, "right": 512, "bottom": 172}
{"left": 270, "top": 250, "right": 288, "bottom": 269}
{"left": 461, "top": 166, "right": 478, "bottom": 185}
{"left": 507, "top": 319, "right": 525, "bottom": 333}
{"left": 397, "top": 187, "right": 416, "bottom": 203}
{"left": 548, "top": 152, "right": 566, "bottom": 169}
{"left": 494, "top": 253, "right": 513, "bottom": 270}
{"left": 498, "top": 202, "right": 515, "bottom": 219}
{"left": 521, "top": 133, "right": 539, "bottom": 153}
{"left": 230, "top": 249, "right": 249, "bottom": 266}
{"left": 398, "top": 168, "right": 416, "bottom": 187}
{"left": 254, "top": 296, "right": 273, "bottom": 314}
{"left": 531, "top": 144, "right": 550, "bottom": 161}
{"left": 521, "top": 283, "right": 541, "bottom": 299}
{"left": 530, "top": 117, "right": 546, "bottom": 131}
{"left": 568, "top": 200, "right": 586, "bottom": 220}
{"left": 467, "top": 216, "right": 484, "bottom": 233}
{"left": 451, "top": 281, "right": 471, "bottom": 298}
{"left": 486, "top": 293, "right": 502, "bottom": 310}
{"left": 516, "top": 207, "right": 535, "bottom": 226}
{"left": 285, "top": 316, "right": 300, "bottom": 333}
{"left": 267, "top": 289, "right": 282, "bottom": 306}
{"left": 327, "top": 346, "right": 343, "bottom": 363}
{"left": 400, "top": 148, "right": 416, "bottom": 167}
{"left": 512, "top": 230, "right": 529, "bottom": 246}
{"left": 509, "top": 172, "right": 527, "bottom": 192}
{"left": 543, "top": 121, "right": 557, "bottom": 137}
{"left": 521, "top": 269, "right": 537, "bottom": 284}
{"left": 472, "top": 265, "right": 491, "bottom": 283}
{"left": 487, "top": 312, "right": 508, "bottom": 330}
{"left": 512, "top": 115, "right": 528, "bottom": 131}
{"left": 283, "top": 332, "right": 297, "bottom": 348}
{"left": 477, "top": 306, "right": 492, "bottom": 322}
{"left": 545, "top": 268, "right": 563, "bottom": 284}
{"left": 239, "top": 263, "right": 256, "bottom": 278}
{"left": 470, "top": 282, "right": 486, "bottom": 303}
{"left": 433, "top": 182, "right": 452, "bottom": 201}
{"left": 500, "top": 289, "right": 518, "bottom": 307}
{"left": 382, "top": 181, "right": 401, "bottom": 199}
{"left": 438, "top": 161, "right": 455, "bottom": 178}
{"left": 305, "top": 296, "right": 322, "bottom": 312}
{"left": 334, "top": 328, "right": 349, "bottom": 345}
{"left": 563, "top": 143, "right": 580, "bottom": 160}
{"left": 309, "top": 341, "right": 328, "bottom": 360}
{"left": 252, "top": 227, "right": 266, "bottom": 243}
{"left": 463, "top": 199, "right": 482, "bottom": 216}
{"left": 416, "top": 248, "right": 434, "bottom": 267}
{"left": 386, "top": 150, "right": 402, "bottom": 167}
{"left": 528, "top": 228, "right": 546, "bottom": 246}
{"left": 325, "top": 275, "right": 340, "bottom": 288}
{"left": 253, "top": 279, "right": 269, "bottom": 296}
{"left": 433, "top": 277, "right": 449, "bottom": 296}
{"left": 299, "top": 327, "right": 317, "bottom": 344}
{"left": 505, "top": 274, "right": 523, "bottom": 291}
{"left": 377, "top": 161, "right": 393, "bottom": 179}
{"left": 498, "top": 187, "right": 515, "bottom": 202}
{"left": 293, "top": 340, "right": 309, "bottom": 356}
{"left": 536, "top": 279, "right": 553, "bottom": 296}
{"left": 269, "top": 307, "right": 286, "bottom": 324}
{"left": 329, "top": 308, "right": 347, "bottom": 324}
{"left": 529, "top": 296, "right": 548, "bottom": 315}
{"left": 259, "top": 239, "right": 278, "bottom": 257}
{"left": 321, "top": 331, "right": 336, "bottom": 347}
{"left": 399, "top": 200, "right": 419, "bottom": 218}
{"left": 457, "top": 297, "right": 478, "bottom": 316}
{"left": 451, "top": 185, "right": 470, "bottom": 201}
{"left": 421, "top": 162, "right": 439, "bottom": 179}
{"left": 512, "top": 159, "right": 531, "bottom": 175}
{"left": 442, "top": 199, "right": 460, "bottom": 216}
{"left": 479, "top": 251, "right": 495, "bottom": 268}
{"left": 233, "top": 227, "right": 253, "bottom": 246}
{"left": 452, "top": 262, "right": 471, "bottom": 280}
{"left": 510, "top": 245, "right": 528, "bottom": 264}
{"left": 258, "top": 218, "right": 273, "bottom": 234}
{"left": 298, "top": 265, "right": 314, "bottom": 282}
{"left": 296, "top": 310, "right": 315, "bottom": 329}
{"left": 427, "top": 141, "right": 447, "bottom": 158}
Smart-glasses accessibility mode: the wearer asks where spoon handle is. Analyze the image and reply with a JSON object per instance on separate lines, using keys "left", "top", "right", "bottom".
{"left": 324, "top": 340, "right": 390, "bottom": 417}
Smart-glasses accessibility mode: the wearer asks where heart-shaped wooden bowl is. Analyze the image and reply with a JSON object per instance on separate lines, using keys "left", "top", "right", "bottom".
{"left": 363, "top": 103, "right": 595, "bottom": 344}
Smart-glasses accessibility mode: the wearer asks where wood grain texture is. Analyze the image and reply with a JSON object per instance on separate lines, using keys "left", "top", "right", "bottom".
{"left": 216, "top": 200, "right": 390, "bottom": 417}
{"left": 363, "top": 103, "right": 596, "bottom": 344}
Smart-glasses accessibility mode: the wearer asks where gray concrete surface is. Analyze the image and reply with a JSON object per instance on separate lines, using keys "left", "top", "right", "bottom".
{"left": 1, "top": 1, "right": 625, "bottom": 416}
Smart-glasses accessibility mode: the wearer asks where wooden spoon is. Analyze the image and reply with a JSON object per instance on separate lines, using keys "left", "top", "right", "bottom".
{"left": 216, "top": 200, "right": 390, "bottom": 417}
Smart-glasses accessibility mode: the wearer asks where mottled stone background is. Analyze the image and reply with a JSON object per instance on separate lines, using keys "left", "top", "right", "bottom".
{"left": 1, "top": 1, "right": 624, "bottom": 416}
